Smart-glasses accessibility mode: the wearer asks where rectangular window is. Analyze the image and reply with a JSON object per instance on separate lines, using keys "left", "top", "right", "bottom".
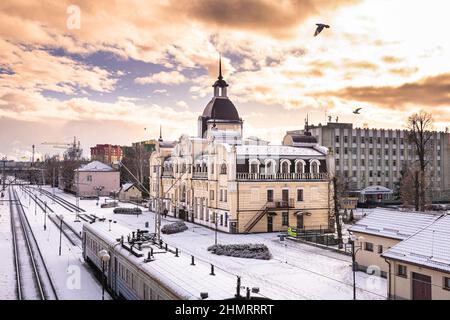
{"left": 282, "top": 212, "right": 289, "bottom": 226}
{"left": 444, "top": 277, "right": 450, "bottom": 290}
{"left": 224, "top": 190, "right": 227, "bottom": 202}
{"left": 267, "top": 189, "right": 274, "bottom": 202}
{"left": 397, "top": 264, "right": 407, "bottom": 277}
{"left": 87, "top": 175, "right": 92, "bottom": 182}
{"left": 335, "top": 135, "right": 340, "bottom": 143}
{"left": 219, "top": 190, "right": 223, "bottom": 202}
{"left": 364, "top": 242, "right": 373, "bottom": 252}
{"left": 210, "top": 190, "right": 214, "bottom": 201}
{"left": 297, "top": 189, "right": 304, "bottom": 201}
{"left": 378, "top": 245, "right": 383, "bottom": 254}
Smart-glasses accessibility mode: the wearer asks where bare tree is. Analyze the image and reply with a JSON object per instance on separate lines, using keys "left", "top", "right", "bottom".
{"left": 406, "top": 110, "right": 434, "bottom": 211}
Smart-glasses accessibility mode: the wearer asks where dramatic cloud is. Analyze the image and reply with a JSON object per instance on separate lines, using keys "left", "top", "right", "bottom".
{"left": 135, "top": 71, "right": 188, "bottom": 85}
{"left": 318, "top": 73, "right": 450, "bottom": 109}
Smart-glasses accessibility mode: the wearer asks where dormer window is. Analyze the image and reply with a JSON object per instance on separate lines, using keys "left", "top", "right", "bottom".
{"left": 295, "top": 159, "right": 306, "bottom": 174}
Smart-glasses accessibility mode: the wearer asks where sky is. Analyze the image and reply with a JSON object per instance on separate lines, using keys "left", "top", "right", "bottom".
{"left": 1, "top": 0, "right": 450, "bottom": 160}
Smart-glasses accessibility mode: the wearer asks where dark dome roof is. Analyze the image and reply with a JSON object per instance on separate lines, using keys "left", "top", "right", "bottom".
{"left": 202, "top": 97, "right": 240, "bottom": 121}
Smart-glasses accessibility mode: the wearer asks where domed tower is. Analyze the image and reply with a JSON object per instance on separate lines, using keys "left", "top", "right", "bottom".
{"left": 197, "top": 55, "right": 243, "bottom": 138}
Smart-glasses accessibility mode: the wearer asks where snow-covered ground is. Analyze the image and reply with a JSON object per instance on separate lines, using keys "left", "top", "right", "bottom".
{"left": 0, "top": 191, "right": 17, "bottom": 299}
{"left": 33, "top": 185, "right": 387, "bottom": 300}
{"left": 8, "top": 186, "right": 111, "bottom": 300}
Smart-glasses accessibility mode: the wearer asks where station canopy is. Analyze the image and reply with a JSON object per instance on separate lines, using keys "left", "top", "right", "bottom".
{"left": 359, "top": 185, "right": 393, "bottom": 195}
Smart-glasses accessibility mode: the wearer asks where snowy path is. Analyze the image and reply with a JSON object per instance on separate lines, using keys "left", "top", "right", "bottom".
{"left": 45, "top": 186, "right": 387, "bottom": 300}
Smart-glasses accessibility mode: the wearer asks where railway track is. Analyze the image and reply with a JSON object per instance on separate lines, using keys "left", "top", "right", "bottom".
{"left": 20, "top": 186, "right": 54, "bottom": 213}
{"left": 48, "top": 214, "right": 82, "bottom": 248}
{"left": 36, "top": 187, "right": 85, "bottom": 213}
{"left": 9, "top": 187, "right": 58, "bottom": 300}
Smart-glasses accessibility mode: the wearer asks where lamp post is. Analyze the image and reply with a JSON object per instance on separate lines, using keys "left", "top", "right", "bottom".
{"left": 98, "top": 249, "right": 110, "bottom": 300}
{"left": 343, "top": 234, "right": 364, "bottom": 300}
{"left": 214, "top": 212, "right": 218, "bottom": 246}
{"left": 58, "top": 215, "right": 64, "bottom": 256}
{"left": 43, "top": 201, "right": 47, "bottom": 230}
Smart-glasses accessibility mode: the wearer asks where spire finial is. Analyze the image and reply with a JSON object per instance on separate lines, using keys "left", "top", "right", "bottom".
{"left": 218, "top": 53, "right": 223, "bottom": 80}
{"left": 305, "top": 113, "right": 309, "bottom": 132}
{"left": 158, "top": 125, "right": 162, "bottom": 141}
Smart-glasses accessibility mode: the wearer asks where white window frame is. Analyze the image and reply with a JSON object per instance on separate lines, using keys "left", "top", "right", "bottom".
{"left": 280, "top": 159, "right": 291, "bottom": 174}
{"left": 294, "top": 159, "right": 306, "bottom": 173}
{"left": 264, "top": 159, "right": 277, "bottom": 174}
{"left": 249, "top": 159, "right": 260, "bottom": 173}
{"left": 310, "top": 159, "right": 321, "bottom": 174}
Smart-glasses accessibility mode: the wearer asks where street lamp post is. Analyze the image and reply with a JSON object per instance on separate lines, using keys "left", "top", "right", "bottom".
{"left": 58, "top": 215, "right": 64, "bottom": 256}
{"left": 43, "top": 201, "right": 47, "bottom": 230}
{"left": 214, "top": 212, "right": 218, "bottom": 246}
{"left": 343, "top": 234, "right": 364, "bottom": 300}
{"left": 98, "top": 249, "right": 110, "bottom": 300}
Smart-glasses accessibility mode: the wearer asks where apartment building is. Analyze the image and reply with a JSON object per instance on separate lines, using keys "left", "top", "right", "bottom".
{"left": 293, "top": 122, "right": 450, "bottom": 200}
{"left": 148, "top": 61, "right": 335, "bottom": 234}
{"left": 90, "top": 144, "right": 123, "bottom": 165}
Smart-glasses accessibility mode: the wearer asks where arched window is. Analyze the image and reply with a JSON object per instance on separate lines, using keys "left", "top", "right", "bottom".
{"left": 201, "top": 163, "right": 207, "bottom": 172}
{"left": 310, "top": 159, "right": 320, "bottom": 174}
{"left": 220, "top": 163, "right": 227, "bottom": 175}
{"left": 249, "top": 159, "right": 260, "bottom": 174}
{"left": 295, "top": 159, "right": 306, "bottom": 174}
{"left": 280, "top": 160, "right": 290, "bottom": 174}
{"left": 265, "top": 159, "right": 276, "bottom": 174}
{"left": 195, "top": 164, "right": 201, "bottom": 172}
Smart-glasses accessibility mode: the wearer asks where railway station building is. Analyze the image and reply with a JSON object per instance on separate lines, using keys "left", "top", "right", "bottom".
{"left": 149, "top": 61, "right": 335, "bottom": 234}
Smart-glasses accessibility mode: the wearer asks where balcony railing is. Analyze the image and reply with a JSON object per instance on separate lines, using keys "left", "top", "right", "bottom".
{"left": 236, "top": 172, "right": 328, "bottom": 181}
{"left": 192, "top": 171, "right": 208, "bottom": 179}
{"left": 266, "top": 199, "right": 295, "bottom": 208}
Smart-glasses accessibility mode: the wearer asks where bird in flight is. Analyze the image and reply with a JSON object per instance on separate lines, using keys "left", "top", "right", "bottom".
{"left": 314, "top": 23, "right": 330, "bottom": 37}
{"left": 353, "top": 107, "right": 362, "bottom": 114}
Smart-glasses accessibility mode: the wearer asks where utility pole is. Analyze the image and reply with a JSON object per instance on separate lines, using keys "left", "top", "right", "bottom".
{"left": 1, "top": 157, "right": 6, "bottom": 191}
{"left": 32, "top": 145, "right": 35, "bottom": 167}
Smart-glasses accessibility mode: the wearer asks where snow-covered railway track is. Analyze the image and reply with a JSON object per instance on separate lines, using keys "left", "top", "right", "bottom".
{"left": 37, "top": 187, "right": 85, "bottom": 213}
{"left": 9, "top": 188, "right": 58, "bottom": 300}
{"left": 20, "top": 186, "right": 54, "bottom": 213}
{"left": 48, "top": 214, "right": 82, "bottom": 248}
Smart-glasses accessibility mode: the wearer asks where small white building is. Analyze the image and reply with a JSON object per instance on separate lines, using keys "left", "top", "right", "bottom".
{"left": 349, "top": 209, "right": 440, "bottom": 277}
{"left": 119, "top": 183, "right": 142, "bottom": 201}
{"left": 74, "top": 161, "right": 120, "bottom": 197}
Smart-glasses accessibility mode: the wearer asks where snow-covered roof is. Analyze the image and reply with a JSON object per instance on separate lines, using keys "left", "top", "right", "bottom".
{"left": 382, "top": 214, "right": 450, "bottom": 273}
{"left": 360, "top": 185, "right": 393, "bottom": 195}
{"left": 120, "top": 183, "right": 135, "bottom": 192}
{"left": 236, "top": 145, "right": 326, "bottom": 157}
{"left": 349, "top": 209, "right": 440, "bottom": 240}
{"left": 84, "top": 221, "right": 249, "bottom": 300}
{"left": 76, "top": 161, "right": 115, "bottom": 172}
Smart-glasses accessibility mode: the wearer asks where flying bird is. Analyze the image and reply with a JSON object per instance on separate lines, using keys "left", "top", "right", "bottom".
{"left": 353, "top": 107, "right": 362, "bottom": 114}
{"left": 314, "top": 23, "right": 330, "bottom": 37}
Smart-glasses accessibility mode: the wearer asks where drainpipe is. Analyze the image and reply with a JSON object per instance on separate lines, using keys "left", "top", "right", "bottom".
{"left": 384, "top": 258, "right": 392, "bottom": 300}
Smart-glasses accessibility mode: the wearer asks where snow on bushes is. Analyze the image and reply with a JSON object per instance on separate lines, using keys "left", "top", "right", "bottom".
{"left": 113, "top": 207, "right": 142, "bottom": 215}
{"left": 207, "top": 243, "right": 272, "bottom": 260}
{"left": 161, "top": 222, "right": 188, "bottom": 234}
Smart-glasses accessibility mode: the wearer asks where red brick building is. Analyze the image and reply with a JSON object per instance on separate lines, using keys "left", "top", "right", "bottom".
{"left": 90, "top": 144, "right": 123, "bottom": 165}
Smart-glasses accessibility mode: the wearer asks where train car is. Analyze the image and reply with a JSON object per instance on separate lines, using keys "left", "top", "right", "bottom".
{"left": 82, "top": 221, "right": 265, "bottom": 300}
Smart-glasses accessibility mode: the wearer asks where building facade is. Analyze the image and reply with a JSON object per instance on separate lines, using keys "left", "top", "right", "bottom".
{"left": 90, "top": 144, "right": 123, "bottom": 165}
{"left": 293, "top": 122, "right": 450, "bottom": 200}
{"left": 149, "top": 61, "right": 335, "bottom": 234}
{"left": 73, "top": 161, "right": 120, "bottom": 197}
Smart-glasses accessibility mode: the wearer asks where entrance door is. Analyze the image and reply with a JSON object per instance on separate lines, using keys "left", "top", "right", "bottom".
{"left": 267, "top": 215, "right": 273, "bottom": 232}
{"left": 297, "top": 214, "right": 304, "bottom": 229}
{"left": 412, "top": 272, "right": 432, "bottom": 300}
